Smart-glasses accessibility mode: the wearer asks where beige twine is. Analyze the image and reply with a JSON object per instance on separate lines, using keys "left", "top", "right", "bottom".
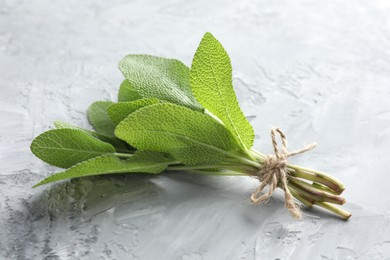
{"left": 251, "top": 127, "right": 317, "bottom": 219}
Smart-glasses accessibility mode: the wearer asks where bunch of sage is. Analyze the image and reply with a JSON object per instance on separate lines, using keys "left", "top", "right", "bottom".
{"left": 31, "top": 33, "right": 351, "bottom": 219}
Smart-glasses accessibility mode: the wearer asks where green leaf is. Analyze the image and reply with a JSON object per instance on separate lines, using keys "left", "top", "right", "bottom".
{"left": 53, "top": 121, "right": 76, "bottom": 129}
{"left": 33, "top": 151, "right": 175, "bottom": 187}
{"left": 118, "top": 54, "right": 203, "bottom": 111}
{"left": 87, "top": 101, "right": 116, "bottom": 137}
{"left": 54, "top": 121, "right": 131, "bottom": 152}
{"left": 190, "top": 32, "right": 254, "bottom": 150}
{"left": 30, "top": 129, "right": 116, "bottom": 168}
{"left": 118, "top": 79, "right": 143, "bottom": 102}
{"left": 115, "top": 103, "right": 240, "bottom": 165}
{"left": 108, "top": 98, "right": 160, "bottom": 125}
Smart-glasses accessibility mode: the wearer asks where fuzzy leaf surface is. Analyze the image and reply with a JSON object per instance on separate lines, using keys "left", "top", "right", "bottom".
{"left": 54, "top": 121, "right": 131, "bottom": 151}
{"left": 33, "top": 151, "right": 174, "bottom": 187}
{"left": 119, "top": 54, "right": 203, "bottom": 111}
{"left": 115, "top": 103, "right": 239, "bottom": 165}
{"left": 108, "top": 98, "right": 159, "bottom": 125}
{"left": 30, "top": 129, "right": 115, "bottom": 168}
{"left": 87, "top": 101, "right": 116, "bottom": 137}
{"left": 118, "top": 79, "right": 143, "bottom": 102}
{"left": 190, "top": 32, "right": 254, "bottom": 150}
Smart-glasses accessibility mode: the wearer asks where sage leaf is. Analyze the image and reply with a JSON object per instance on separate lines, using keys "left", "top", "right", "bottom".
{"left": 115, "top": 103, "right": 240, "bottom": 165}
{"left": 54, "top": 121, "right": 131, "bottom": 151}
{"left": 30, "top": 129, "right": 116, "bottom": 168}
{"left": 190, "top": 32, "right": 254, "bottom": 150}
{"left": 87, "top": 101, "right": 116, "bottom": 137}
{"left": 119, "top": 54, "right": 203, "bottom": 111}
{"left": 108, "top": 98, "right": 160, "bottom": 125}
{"left": 118, "top": 79, "right": 143, "bottom": 102}
{"left": 33, "top": 151, "right": 175, "bottom": 187}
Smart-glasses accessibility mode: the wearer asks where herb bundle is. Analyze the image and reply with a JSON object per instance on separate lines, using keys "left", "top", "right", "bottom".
{"left": 31, "top": 33, "right": 351, "bottom": 219}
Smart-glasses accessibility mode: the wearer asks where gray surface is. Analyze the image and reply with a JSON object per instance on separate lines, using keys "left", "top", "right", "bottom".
{"left": 1, "top": 0, "right": 390, "bottom": 259}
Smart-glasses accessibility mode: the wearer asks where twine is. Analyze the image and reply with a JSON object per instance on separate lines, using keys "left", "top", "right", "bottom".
{"left": 251, "top": 128, "right": 316, "bottom": 219}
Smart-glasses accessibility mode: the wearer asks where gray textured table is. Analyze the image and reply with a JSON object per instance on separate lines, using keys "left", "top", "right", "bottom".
{"left": 1, "top": 0, "right": 390, "bottom": 259}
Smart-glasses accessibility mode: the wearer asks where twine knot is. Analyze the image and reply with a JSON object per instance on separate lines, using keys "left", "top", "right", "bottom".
{"left": 251, "top": 127, "right": 316, "bottom": 219}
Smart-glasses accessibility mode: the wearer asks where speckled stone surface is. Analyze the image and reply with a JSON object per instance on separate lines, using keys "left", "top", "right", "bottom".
{"left": 1, "top": 0, "right": 390, "bottom": 259}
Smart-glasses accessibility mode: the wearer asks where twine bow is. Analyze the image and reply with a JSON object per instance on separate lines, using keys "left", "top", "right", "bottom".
{"left": 251, "top": 128, "right": 316, "bottom": 219}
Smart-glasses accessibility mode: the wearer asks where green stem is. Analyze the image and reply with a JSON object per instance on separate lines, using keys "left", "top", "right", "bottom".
{"left": 167, "top": 163, "right": 256, "bottom": 175}
{"left": 315, "top": 202, "right": 352, "bottom": 220}
{"left": 250, "top": 149, "right": 265, "bottom": 159}
{"left": 289, "top": 186, "right": 313, "bottom": 207}
{"left": 251, "top": 149, "right": 344, "bottom": 194}
{"left": 288, "top": 177, "right": 345, "bottom": 205}
{"left": 113, "top": 152, "right": 134, "bottom": 158}
{"left": 228, "top": 153, "right": 261, "bottom": 168}
{"left": 311, "top": 182, "right": 340, "bottom": 195}
{"left": 242, "top": 147, "right": 257, "bottom": 161}
{"left": 288, "top": 164, "right": 345, "bottom": 193}
{"left": 250, "top": 148, "right": 351, "bottom": 219}
{"left": 187, "top": 169, "right": 247, "bottom": 176}
{"left": 288, "top": 183, "right": 351, "bottom": 219}
{"left": 167, "top": 164, "right": 225, "bottom": 171}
